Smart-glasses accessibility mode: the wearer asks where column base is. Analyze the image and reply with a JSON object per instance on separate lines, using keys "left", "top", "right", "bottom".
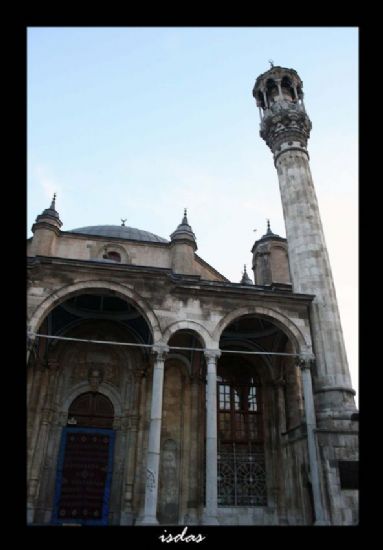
{"left": 201, "top": 512, "right": 220, "bottom": 525}
{"left": 135, "top": 515, "right": 159, "bottom": 526}
{"left": 183, "top": 509, "right": 199, "bottom": 525}
{"left": 26, "top": 505, "right": 35, "bottom": 524}
{"left": 120, "top": 511, "right": 135, "bottom": 525}
{"left": 314, "top": 519, "right": 331, "bottom": 526}
{"left": 279, "top": 516, "right": 289, "bottom": 525}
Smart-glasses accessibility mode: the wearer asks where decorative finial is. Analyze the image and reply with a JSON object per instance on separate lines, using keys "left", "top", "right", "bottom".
{"left": 268, "top": 59, "right": 274, "bottom": 68}
{"left": 265, "top": 219, "right": 274, "bottom": 236}
{"left": 240, "top": 263, "right": 253, "bottom": 285}
{"left": 170, "top": 207, "right": 196, "bottom": 246}
{"left": 50, "top": 193, "right": 56, "bottom": 210}
{"left": 121, "top": 218, "right": 127, "bottom": 227}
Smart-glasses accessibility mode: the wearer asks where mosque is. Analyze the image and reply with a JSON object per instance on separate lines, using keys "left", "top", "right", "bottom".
{"left": 27, "top": 65, "right": 358, "bottom": 526}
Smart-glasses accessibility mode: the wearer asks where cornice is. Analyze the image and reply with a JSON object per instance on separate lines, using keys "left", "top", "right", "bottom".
{"left": 27, "top": 255, "right": 314, "bottom": 304}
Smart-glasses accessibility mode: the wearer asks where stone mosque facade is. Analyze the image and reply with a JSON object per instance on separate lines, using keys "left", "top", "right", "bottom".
{"left": 27, "top": 66, "right": 359, "bottom": 526}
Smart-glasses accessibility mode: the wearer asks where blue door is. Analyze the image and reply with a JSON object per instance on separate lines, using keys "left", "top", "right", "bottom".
{"left": 52, "top": 427, "right": 115, "bottom": 525}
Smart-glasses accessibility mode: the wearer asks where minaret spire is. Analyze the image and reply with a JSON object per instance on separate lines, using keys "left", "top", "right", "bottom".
{"left": 170, "top": 208, "right": 197, "bottom": 249}
{"left": 32, "top": 193, "right": 62, "bottom": 230}
{"left": 240, "top": 264, "right": 253, "bottom": 285}
{"left": 50, "top": 193, "right": 57, "bottom": 210}
{"left": 30, "top": 193, "right": 62, "bottom": 255}
{"left": 169, "top": 208, "right": 197, "bottom": 275}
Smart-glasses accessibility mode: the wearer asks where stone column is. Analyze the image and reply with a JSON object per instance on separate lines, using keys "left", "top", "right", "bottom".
{"left": 137, "top": 345, "right": 168, "bottom": 525}
{"left": 275, "top": 147, "right": 355, "bottom": 409}
{"left": 298, "top": 355, "right": 329, "bottom": 525}
{"left": 276, "top": 79, "right": 283, "bottom": 100}
{"left": 202, "top": 350, "right": 221, "bottom": 525}
{"left": 262, "top": 90, "right": 268, "bottom": 109}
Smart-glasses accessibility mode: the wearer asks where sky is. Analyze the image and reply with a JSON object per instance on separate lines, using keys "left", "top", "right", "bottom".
{"left": 27, "top": 27, "right": 358, "bottom": 403}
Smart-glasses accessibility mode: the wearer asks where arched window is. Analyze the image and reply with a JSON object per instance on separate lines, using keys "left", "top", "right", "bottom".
{"left": 217, "top": 362, "right": 267, "bottom": 506}
{"left": 68, "top": 392, "right": 114, "bottom": 428}
{"left": 281, "top": 76, "right": 295, "bottom": 102}
{"left": 218, "top": 371, "right": 262, "bottom": 444}
{"left": 256, "top": 91, "right": 265, "bottom": 109}
{"left": 266, "top": 78, "right": 278, "bottom": 105}
{"left": 102, "top": 251, "right": 121, "bottom": 263}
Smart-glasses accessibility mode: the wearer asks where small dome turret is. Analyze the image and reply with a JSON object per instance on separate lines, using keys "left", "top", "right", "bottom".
{"left": 32, "top": 193, "right": 62, "bottom": 231}
{"left": 251, "top": 220, "right": 290, "bottom": 286}
{"left": 253, "top": 219, "right": 282, "bottom": 243}
{"left": 170, "top": 209, "right": 197, "bottom": 250}
{"left": 240, "top": 265, "right": 253, "bottom": 285}
{"left": 29, "top": 194, "right": 62, "bottom": 257}
{"left": 169, "top": 209, "right": 197, "bottom": 275}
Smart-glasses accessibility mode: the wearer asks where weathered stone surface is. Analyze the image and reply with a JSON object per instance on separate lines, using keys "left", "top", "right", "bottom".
{"left": 26, "top": 65, "right": 358, "bottom": 526}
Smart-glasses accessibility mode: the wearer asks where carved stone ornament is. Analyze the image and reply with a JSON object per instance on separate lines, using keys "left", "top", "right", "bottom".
{"left": 88, "top": 367, "right": 104, "bottom": 391}
{"left": 204, "top": 349, "right": 221, "bottom": 362}
{"left": 152, "top": 345, "right": 169, "bottom": 362}
{"left": 260, "top": 106, "right": 312, "bottom": 154}
{"left": 297, "top": 352, "right": 315, "bottom": 369}
{"left": 146, "top": 468, "right": 156, "bottom": 492}
{"left": 72, "top": 361, "right": 88, "bottom": 380}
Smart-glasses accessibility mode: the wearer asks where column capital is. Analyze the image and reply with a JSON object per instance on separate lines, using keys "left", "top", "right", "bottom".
{"left": 297, "top": 352, "right": 315, "bottom": 369}
{"left": 151, "top": 344, "right": 169, "bottom": 362}
{"left": 204, "top": 349, "right": 221, "bottom": 362}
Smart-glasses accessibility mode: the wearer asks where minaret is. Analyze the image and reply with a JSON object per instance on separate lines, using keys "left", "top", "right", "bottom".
{"left": 253, "top": 66, "right": 356, "bottom": 418}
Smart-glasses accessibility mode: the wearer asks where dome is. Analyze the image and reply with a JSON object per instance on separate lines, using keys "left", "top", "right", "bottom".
{"left": 68, "top": 225, "right": 168, "bottom": 243}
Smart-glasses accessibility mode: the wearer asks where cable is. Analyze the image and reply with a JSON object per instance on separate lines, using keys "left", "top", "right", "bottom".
{"left": 27, "top": 332, "right": 300, "bottom": 357}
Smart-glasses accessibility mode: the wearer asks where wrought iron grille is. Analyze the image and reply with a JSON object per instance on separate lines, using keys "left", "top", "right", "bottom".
{"left": 217, "top": 445, "right": 267, "bottom": 506}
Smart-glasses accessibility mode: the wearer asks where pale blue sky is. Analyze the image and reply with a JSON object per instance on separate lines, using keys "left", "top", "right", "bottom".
{"left": 27, "top": 27, "right": 358, "bottom": 401}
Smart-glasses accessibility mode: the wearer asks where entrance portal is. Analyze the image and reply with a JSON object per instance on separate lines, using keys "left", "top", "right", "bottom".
{"left": 52, "top": 392, "right": 115, "bottom": 525}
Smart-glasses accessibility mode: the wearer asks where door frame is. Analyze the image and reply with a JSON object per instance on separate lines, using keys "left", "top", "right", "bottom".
{"left": 51, "top": 426, "right": 115, "bottom": 526}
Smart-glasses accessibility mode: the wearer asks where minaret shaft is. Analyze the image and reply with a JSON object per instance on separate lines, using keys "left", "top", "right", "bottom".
{"left": 253, "top": 66, "right": 356, "bottom": 415}
{"left": 276, "top": 149, "right": 352, "bottom": 395}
